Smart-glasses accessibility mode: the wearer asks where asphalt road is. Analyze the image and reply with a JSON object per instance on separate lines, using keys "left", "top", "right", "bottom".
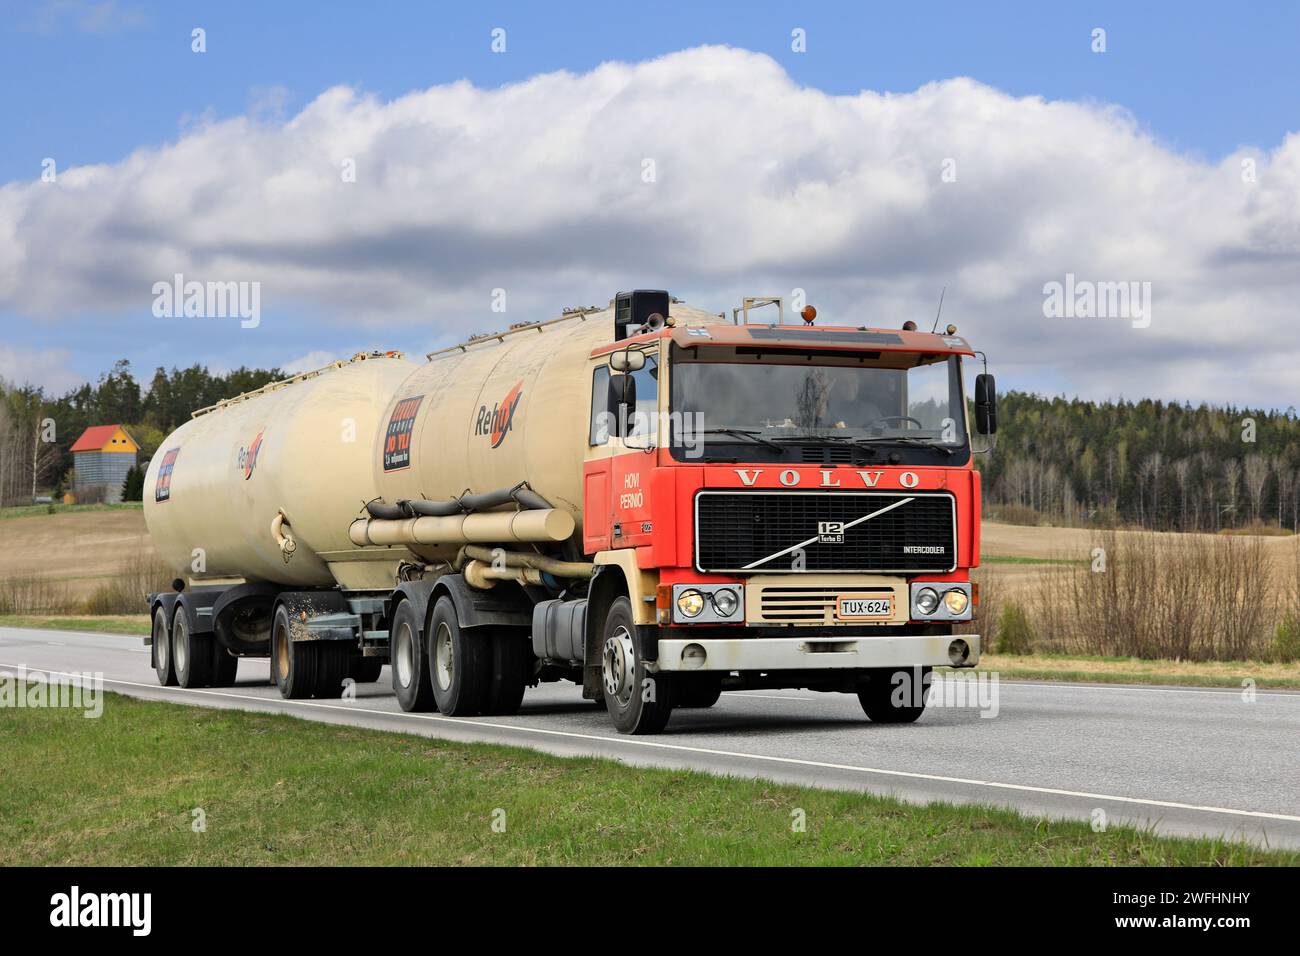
{"left": 3, "top": 625, "right": 1299, "bottom": 849}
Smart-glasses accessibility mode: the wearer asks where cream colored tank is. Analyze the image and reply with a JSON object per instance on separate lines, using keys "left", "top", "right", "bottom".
{"left": 143, "top": 353, "right": 419, "bottom": 586}
{"left": 144, "top": 303, "right": 723, "bottom": 589}
{"left": 372, "top": 303, "right": 721, "bottom": 541}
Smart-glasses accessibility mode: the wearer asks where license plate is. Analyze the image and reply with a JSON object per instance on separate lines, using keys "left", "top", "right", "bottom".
{"left": 837, "top": 596, "right": 894, "bottom": 620}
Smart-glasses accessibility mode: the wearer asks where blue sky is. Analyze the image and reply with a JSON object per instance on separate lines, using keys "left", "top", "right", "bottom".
{"left": 6, "top": 0, "right": 1297, "bottom": 183}
{"left": 2, "top": 1, "right": 1299, "bottom": 404}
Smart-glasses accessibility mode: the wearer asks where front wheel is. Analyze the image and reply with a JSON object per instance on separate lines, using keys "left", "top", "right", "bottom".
{"left": 601, "top": 596, "right": 674, "bottom": 734}
{"left": 857, "top": 666, "right": 931, "bottom": 723}
{"left": 675, "top": 673, "right": 722, "bottom": 708}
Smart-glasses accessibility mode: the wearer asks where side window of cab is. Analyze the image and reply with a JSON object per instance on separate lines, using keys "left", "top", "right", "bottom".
{"left": 590, "top": 366, "right": 611, "bottom": 446}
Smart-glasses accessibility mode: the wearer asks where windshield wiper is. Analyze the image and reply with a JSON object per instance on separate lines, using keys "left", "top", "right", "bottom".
{"left": 851, "top": 436, "right": 955, "bottom": 457}
{"left": 698, "top": 428, "right": 783, "bottom": 451}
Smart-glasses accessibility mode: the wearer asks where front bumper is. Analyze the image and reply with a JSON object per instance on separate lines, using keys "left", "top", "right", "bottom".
{"left": 652, "top": 633, "right": 980, "bottom": 672}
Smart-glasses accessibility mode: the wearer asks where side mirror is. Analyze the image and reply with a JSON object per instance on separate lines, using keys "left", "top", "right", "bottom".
{"left": 606, "top": 372, "right": 638, "bottom": 435}
{"left": 974, "top": 373, "right": 997, "bottom": 435}
{"left": 609, "top": 349, "right": 646, "bottom": 374}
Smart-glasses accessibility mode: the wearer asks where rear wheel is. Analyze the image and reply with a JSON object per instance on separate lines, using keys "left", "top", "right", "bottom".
{"left": 152, "top": 606, "right": 176, "bottom": 686}
{"left": 172, "top": 607, "right": 214, "bottom": 688}
{"left": 350, "top": 656, "right": 384, "bottom": 684}
{"left": 483, "top": 630, "right": 529, "bottom": 716}
{"left": 428, "top": 596, "right": 490, "bottom": 716}
{"left": 271, "top": 605, "right": 350, "bottom": 699}
{"left": 601, "top": 596, "right": 674, "bottom": 735}
{"left": 391, "top": 600, "right": 435, "bottom": 712}
{"left": 211, "top": 647, "right": 238, "bottom": 687}
{"left": 858, "top": 666, "right": 930, "bottom": 723}
{"left": 675, "top": 673, "right": 722, "bottom": 708}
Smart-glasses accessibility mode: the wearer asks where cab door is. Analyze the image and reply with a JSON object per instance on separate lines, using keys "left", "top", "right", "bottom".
{"left": 582, "top": 348, "right": 660, "bottom": 554}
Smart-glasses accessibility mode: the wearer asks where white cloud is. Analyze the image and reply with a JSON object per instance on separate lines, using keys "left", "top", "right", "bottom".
{"left": 281, "top": 350, "right": 340, "bottom": 375}
{"left": 0, "top": 344, "right": 81, "bottom": 393}
{"left": 1, "top": 46, "right": 1298, "bottom": 405}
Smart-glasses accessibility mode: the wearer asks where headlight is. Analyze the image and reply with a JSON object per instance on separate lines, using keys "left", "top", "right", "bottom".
{"left": 712, "top": 588, "right": 739, "bottom": 617}
{"left": 676, "top": 589, "right": 705, "bottom": 618}
{"left": 943, "top": 588, "right": 970, "bottom": 615}
{"left": 914, "top": 587, "right": 940, "bottom": 615}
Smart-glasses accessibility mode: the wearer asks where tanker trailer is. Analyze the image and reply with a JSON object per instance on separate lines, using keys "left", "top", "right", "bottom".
{"left": 144, "top": 290, "right": 994, "bottom": 735}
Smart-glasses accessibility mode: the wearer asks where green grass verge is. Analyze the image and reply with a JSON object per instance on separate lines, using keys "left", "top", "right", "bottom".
{"left": 969, "top": 665, "right": 1297, "bottom": 690}
{"left": 1, "top": 689, "right": 1291, "bottom": 866}
{"left": 0, "top": 615, "right": 151, "bottom": 636}
{"left": 0, "top": 502, "right": 143, "bottom": 520}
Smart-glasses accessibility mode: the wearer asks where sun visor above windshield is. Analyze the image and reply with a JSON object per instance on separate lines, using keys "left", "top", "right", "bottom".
{"left": 669, "top": 324, "right": 975, "bottom": 356}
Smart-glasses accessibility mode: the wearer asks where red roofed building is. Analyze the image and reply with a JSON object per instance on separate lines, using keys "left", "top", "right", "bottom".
{"left": 71, "top": 425, "right": 139, "bottom": 503}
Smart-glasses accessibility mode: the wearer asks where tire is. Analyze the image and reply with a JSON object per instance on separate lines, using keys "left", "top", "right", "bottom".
{"left": 857, "top": 666, "right": 931, "bottom": 723}
{"left": 675, "top": 673, "right": 722, "bottom": 708}
{"left": 428, "top": 596, "right": 490, "bottom": 716}
{"left": 483, "top": 630, "right": 529, "bottom": 716}
{"left": 350, "top": 656, "right": 384, "bottom": 684}
{"left": 211, "top": 647, "right": 239, "bottom": 687}
{"left": 390, "top": 600, "right": 436, "bottom": 712}
{"left": 271, "top": 605, "right": 351, "bottom": 699}
{"left": 172, "top": 606, "right": 214, "bottom": 688}
{"left": 601, "top": 596, "right": 674, "bottom": 734}
{"left": 152, "top": 606, "right": 176, "bottom": 686}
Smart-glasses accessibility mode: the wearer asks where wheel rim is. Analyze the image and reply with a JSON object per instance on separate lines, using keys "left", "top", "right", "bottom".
{"left": 173, "top": 617, "right": 187, "bottom": 674}
{"left": 434, "top": 621, "right": 454, "bottom": 691}
{"left": 154, "top": 614, "right": 168, "bottom": 671}
{"left": 275, "top": 619, "right": 290, "bottom": 680}
{"left": 394, "top": 622, "right": 414, "bottom": 688}
{"left": 602, "top": 625, "right": 636, "bottom": 706}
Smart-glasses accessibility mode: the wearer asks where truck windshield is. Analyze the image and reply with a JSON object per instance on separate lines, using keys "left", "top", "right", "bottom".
{"left": 668, "top": 345, "right": 968, "bottom": 465}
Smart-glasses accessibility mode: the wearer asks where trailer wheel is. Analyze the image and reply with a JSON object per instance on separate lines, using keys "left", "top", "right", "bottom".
{"left": 171, "top": 606, "right": 216, "bottom": 688}
{"left": 211, "top": 647, "right": 239, "bottom": 687}
{"left": 675, "top": 673, "right": 722, "bottom": 709}
{"left": 428, "top": 596, "right": 490, "bottom": 716}
{"left": 390, "top": 600, "right": 435, "bottom": 712}
{"left": 152, "top": 606, "right": 176, "bottom": 686}
{"left": 601, "top": 597, "right": 674, "bottom": 734}
{"left": 350, "top": 656, "right": 384, "bottom": 684}
{"left": 857, "top": 666, "right": 930, "bottom": 723}
{"left": 271, "top": 605, "right": 351, "bottom": 699}
{"left": 482, "top": 631, "right": 529, "bottom": 716}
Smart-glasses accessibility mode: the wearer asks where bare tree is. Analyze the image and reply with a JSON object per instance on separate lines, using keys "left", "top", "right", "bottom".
{"left": 1222, "top": 459, "right": 1241, "bottom": 526}
{"left": 1243, "top": 453, "right": 1269, "bottom": 525}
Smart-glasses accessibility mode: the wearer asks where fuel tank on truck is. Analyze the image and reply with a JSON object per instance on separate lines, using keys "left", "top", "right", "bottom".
{"left": 143, "top": 352, "right": 419, "bottom": 588}
{"left": 369, "top": 302, "right": 721, "bottom": 565}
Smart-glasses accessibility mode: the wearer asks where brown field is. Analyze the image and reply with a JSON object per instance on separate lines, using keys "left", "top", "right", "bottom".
{"left": 0, "top": 507, "right": 153, "bottom": 598}
{"left": 0, "top": 506, "right": 173, "bottom": 614}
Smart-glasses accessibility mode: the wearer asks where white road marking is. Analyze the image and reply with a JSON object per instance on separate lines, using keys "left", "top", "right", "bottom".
{"left": 4, "top": 661, "right": 1298, "bottom": 826}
